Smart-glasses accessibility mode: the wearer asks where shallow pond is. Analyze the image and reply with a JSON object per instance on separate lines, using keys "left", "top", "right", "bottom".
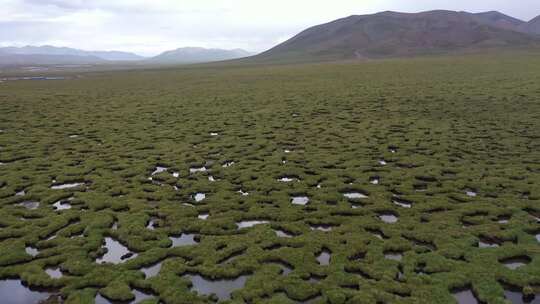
{"left": 291, "top": 196, "right": 309, "bottom": 205}
{"left": 141, "top": 262, "right": 162, "bottom": 278}
{"left": 0, "top": 279, "right": 56, "bottom": 304}
{"left": 193, "top": 193, "right": 206, "bottom": 202}
{"left": 384, "top": 252, "right": 403, "bottom": 261}
{"left": 18, "top": 201, "right": 39, "bottom": 210}
{"left": 95, "top": 289, "right": 154, "bottom": 304}
{"left": 96, "top": 237, "right": 137, "bottom": 264}
{"left": 236, "top": 220, "right": 269, "bottom": 229}
{"left": 190, "top": 166, "right": 207, "bottom": 173}
{"left": 50, "top": 182, "right": 84, "bottom": 190}
{"left": 379, "top": 213, "right": 399, "bottom": 224}
{"left": 316, "top": 250, "right": 331, "bottom": 266}
{"left": 452, "top": 288, "right": 479, "bottom": 304}
{"left": 53, "top": 198, "right": 73, "bottom": 210}
{"left": 503, "top": 285, "right": 539, "bottom": 304}
{"left": 25, "top": 246, "right": 39, "bottom": 257}
{"left": 187, "top": 274, "right": 249, "bottom": 302}
{"left": 170, "top": 234, "right": 198, "bottom": 247}
{"left": 275, "top": 229, "right": 293, "bottom": 238}
{"left": 343, "top": 192, "right": 368, "bottom": 199}
{"left": 501, "top": 256, "right": 531, "bottom": 270}
{"left": 45, "top": 268, "right": 63, "bottom": 279}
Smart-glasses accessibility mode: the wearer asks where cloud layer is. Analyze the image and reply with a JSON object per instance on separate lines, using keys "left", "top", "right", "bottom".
{"left": 1, "top": 0, "right": 539, "bottom": 56}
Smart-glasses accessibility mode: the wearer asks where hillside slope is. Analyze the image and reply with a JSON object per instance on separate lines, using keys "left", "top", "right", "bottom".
{"left": 254, "top": 10, "right": 540, "bottom": 62}
{"left": 149, "top": 47, "right": 252, "bottom": 64}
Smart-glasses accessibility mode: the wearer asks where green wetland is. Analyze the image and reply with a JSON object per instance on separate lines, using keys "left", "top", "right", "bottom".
{"left": 0, "top": 52, "right": 539, "bottom": 304}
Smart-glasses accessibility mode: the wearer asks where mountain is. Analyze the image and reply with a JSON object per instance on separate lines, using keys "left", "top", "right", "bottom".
{"left": 0, "top": 46, "right": 144, "bottom": 61}
{"left": 253, "top": 10, "right": 540, "bottom": 62}
{"left": 149, "top": 47, "right": 252, "bottom": 64}
{"left": 520, "top": 15, "right": 540, "bottom": 35}
{"left": 0, "top": 53, "right": 105, "bottom": 66}
{"left": 471, "top": 11, "right": 525, "bottom": 31}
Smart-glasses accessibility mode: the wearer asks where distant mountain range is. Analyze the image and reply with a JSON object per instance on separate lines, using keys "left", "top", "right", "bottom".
{"left": 253, "top": 10, "right": 540, "bottom": 62}
{"left": 0, "top": 46, "right": 253, "bottom": 66}
{"left": 1, "top": 10, "right": 539, "bottom": 66}
{"left": 0, "top": 45, "right": 143, "bottom": 62}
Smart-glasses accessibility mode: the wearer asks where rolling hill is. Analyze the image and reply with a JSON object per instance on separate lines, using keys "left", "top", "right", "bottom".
{"left": 253, "top": 10, "right": 540, "bottom": 62}
{"left": 149, "top": 47, "right": 252, "bottom": 64}
{"left": 520, "top": 15, "right": 540, "bottom": 34}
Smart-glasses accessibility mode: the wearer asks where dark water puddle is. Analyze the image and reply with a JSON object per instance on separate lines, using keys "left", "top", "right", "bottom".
{"left": 452, "top": 287, "right": 480, "bottom": 304}
{"left": 384, "top": 251, "right": 403, "bottom": 261}
{"left": 186, "top": 274, "right": 249, "bottom": 302}
{"left": 190, "top": 166, "right": 207, "bottom": 173}
{"left": 369, "top": 229, "right": 385, "bottom": 240}
{"left": 222, "top": 161, "right": 235, "bottom": 168}
{"left": 497, "top": 215, "right": 511, "bottom": 224}
{"left": 370, "top": 177, "right": 380, "bottom": 185}
{"left": 0, "top": 279, "right": 57, "bottom": 304}
{"left": 53, "top": 197, "right": 73, "bottom": 210}
{"left": 310, "top": 224, "right": 334, "bottom": 232}
{"left": 45, "top": 267, "right": 63, "bottom": 279}
{"left": 477, "top": 238, "right": 500, "bottom": 248}
{"left": 170, "top": 234, "right": 198, "bottom": 247}
{"left": 146, "top": 218, "right": 158, "bottom": 230}
{"left": 291, "top": 196, "right": 309, "bottom": 206}
{"left": 316, "top": 249, "right": 331, "bottom": 266}
{"left": 198, "top": 213, "right": 209, "bottom": 220}
{"left": 275, "top": 229, "right": 294, "bottom": 238}
{"left": 193, "top": 193, "right": 206, "bottom": 202}
{"left": 96, "top": 237, "right": 137, "bottom": 264}
{"left": 393, "top": 197, "right": 412, "bottom": 208}
{"left": 503, "top": 284, "right": 539, "bottom": 304}
{"left": 18, "top": 201, "right": 39, "bottom": 210}
{"left": 141, "top": 262, "right": 162, "bottom": 278}
{"left": 95, "top": 289, "right": 154, "bottom": 304}
{"left": 50, "top": 182, "right": 84, "bottom": 190}
{"left": 414, "top": 183, "right": 428, "bottom": 192}
{"left": 236, "top": 220, "right": 269, "bottom": 229}
{"left": 379, "top": 212, "right": 399, "bottom": 224}
{"left": 501, "top": 256, "right": 531, "bottom": 270}
{"left": 25, "top": 246, "right": 39, "bottom": 257}
{"left": 151, "top": 166, "right": 168, "bottom": 176}
{"left": 15, "top": 189, "right": 26, "bottom": 196}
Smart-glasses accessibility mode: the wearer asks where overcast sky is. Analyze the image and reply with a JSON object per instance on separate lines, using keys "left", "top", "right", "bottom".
{"left": 1, "top": 0, "right": 539, "bottom": 56}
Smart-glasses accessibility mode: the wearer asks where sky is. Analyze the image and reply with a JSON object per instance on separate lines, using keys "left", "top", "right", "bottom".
{"left": 1, "top": 0, "right": 539, "bottom": 56}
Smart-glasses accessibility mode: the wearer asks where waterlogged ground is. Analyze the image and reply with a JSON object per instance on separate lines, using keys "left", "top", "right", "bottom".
{"left": 0, "top": 53, "right": 539, "bottom": 304}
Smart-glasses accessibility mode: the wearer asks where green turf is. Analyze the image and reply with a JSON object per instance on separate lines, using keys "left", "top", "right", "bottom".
{"left": 0, "top": 52, "right": 539, "bottom": 304}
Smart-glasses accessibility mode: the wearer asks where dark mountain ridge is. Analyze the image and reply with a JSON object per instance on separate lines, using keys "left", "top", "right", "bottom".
{"left": 253, "top": 10, "right": 540, "bottom": 62}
